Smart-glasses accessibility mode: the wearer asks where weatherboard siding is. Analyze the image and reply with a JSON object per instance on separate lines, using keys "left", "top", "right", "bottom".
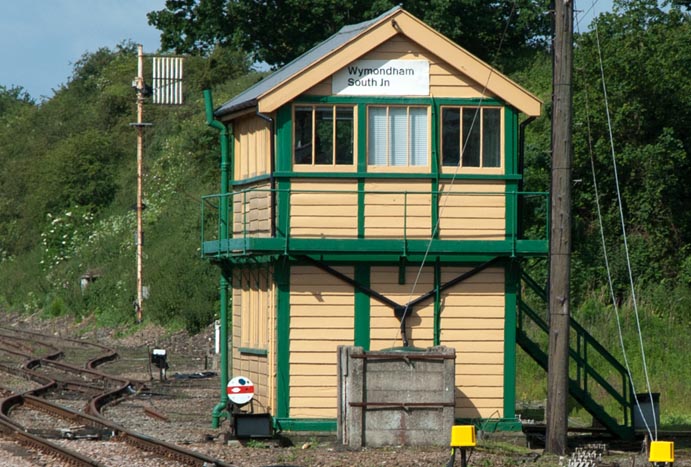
{"left": 439, "top": 267, "right": 505, "bottom": 419}
{"left": 289, "top": 180, "right": 359, "bottom": 238}
{"left": 364, "top": 180, "right": 432, "bottom": 239}
{"left": 304, "top": 35, "right": 498, "bottom": 99}
{"left": 233, "top": 115, "right": 271, "bottom": 180}
{"left": 437, "top": 181, "right": 506, "bottom": 240}
{"left": 289, "top": 266, "right": 355, "bottom": 418}
{"left": 231, "top": 267, "right": 276, "bottom": 412}
{"left": 368, "top": 266, "right": 435, "bottom": 350}
{"left": 233, "top": 182, "right": 272, "bottom": 238}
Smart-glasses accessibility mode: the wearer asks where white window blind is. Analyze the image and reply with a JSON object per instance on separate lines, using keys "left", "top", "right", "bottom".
{"left": 367, "top": 105, "right": 428, "bottom": 167}
{"left": 368, "top": 107, "right": 388, "bottom": 165}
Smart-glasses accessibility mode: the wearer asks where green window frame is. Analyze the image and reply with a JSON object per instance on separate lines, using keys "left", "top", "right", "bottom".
{"left": 293, "top": 104, "right": 355, "bottom": 167}
{"left": 441, "top": 106, "right": 502, "bottom": 169}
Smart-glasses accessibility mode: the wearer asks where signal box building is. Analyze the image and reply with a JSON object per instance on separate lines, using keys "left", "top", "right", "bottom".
{"left": 202, "top": 6, "right": 549, "bottom": 433}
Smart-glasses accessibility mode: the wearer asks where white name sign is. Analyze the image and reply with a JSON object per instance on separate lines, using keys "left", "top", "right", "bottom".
{"left": 332, "top": 59, "right": 429, "bottom": 96}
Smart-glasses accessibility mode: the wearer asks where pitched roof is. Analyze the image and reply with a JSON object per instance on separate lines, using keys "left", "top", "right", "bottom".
{"left": 216, "top": 6, "right": 541, "bottom": 118}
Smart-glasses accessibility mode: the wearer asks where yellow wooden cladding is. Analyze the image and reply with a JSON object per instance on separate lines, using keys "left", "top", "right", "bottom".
{"left": 233, "top": 182, "right": 272, "bottom": 238}
{"left": 369, "top": 266, "right": 435, "bottom": 350}
{"left": 259, "top": 9, "right": 541, "bottom": 115}
{"left": 439, "top": 266, "right": 505, "bottom": 418}
{"left": 231, "top": 266, "right": 276, "bottom": 413}
{"left": 305, "top": 36, "right": 495, "bottom": 99}
{"left": 289, "top": 266, "right": 355, "bottom": 418}
{"left": 290, "top": 180, "right": 358, "bottom": 238}
{"left": 437, "top": 181, "right": 506, "bottom": 240}
{"left": 271, "top": 264, "right": 508, "bottom": 421}
{"left": 364, "top": 180, "right": 431, "bottom": 238}
{"left": 233, "top": 115, "right": 271, "bottom": 180}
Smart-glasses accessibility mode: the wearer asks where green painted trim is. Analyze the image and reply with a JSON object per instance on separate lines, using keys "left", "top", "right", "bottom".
{"left": 503, "top": 260, "right": 519, "bottom": 419}
{"left": 203, "top": 239, "right": 548, "bottom": 261}
{"left": 431, "top": 100, "right": 440, "bottom": 238}
{"left": 357, "top": 104, "right": 367, "bottom": 173}
{"left": 506, "top": 181, "right": 518, "bottom": 255}
{"left": 275, "top": 105, "right": 292, "bottom": 172}
{"left": 273, "top": 418, "right": 337, "bottom": 432}
{"left": 434, "top": 258, "right": 441, "bottom": 346}
{"left": 206, "top": 237, "right": 546, "bottom": 255}
{"left": 275, "top": 262, "right": 291, "bottom": 418}
{"left": 354, "top": 264, "right": 370, "bottom": 349}
{"left": 297, "top": 96, "right": 435, "bottom": 105}
{"left": 231, "top": 174, "right": 272, "bottom": 187}
{"left": 504, "top": 107, "right": 518, "bottom": 175}
{"left": 276, "top": 179, "right": 291, "bottom": 239}
{"left": 275, "top": 105, "right": 293, "bottom": 242}
{"left": 455, "top": 418, "right": 523, "bottom": 432}
{"left": 357, "top": 179, "right": 365, "bottom": 238}
{"left": 274, "top": 417, "right": 521, "bottom": 433}
{"left": 238, "top": 347, "right": 268, "bottom": 356}
{"left": 273, "top": 171, "right": 521, "bottom": 180}
{"left": 295, "top": 95, "right": 503, "bottom": 107}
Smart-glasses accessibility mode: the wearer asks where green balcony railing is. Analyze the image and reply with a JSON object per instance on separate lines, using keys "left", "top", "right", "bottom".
{"left": 200, "top": 187, "right": 549, "bottom": 259}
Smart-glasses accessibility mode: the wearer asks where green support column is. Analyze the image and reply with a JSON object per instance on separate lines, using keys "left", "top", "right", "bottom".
{"left": 354, "top": 264, "right": 370, "bottom": 349}
{"left": 275, "top": 261, "right": 291, "bottom": 419}
{"left": 434, "top": 258, "right": 441, "bottom": 346}
{"left": 503, "top": 259, "right": 518, "bottom": 420}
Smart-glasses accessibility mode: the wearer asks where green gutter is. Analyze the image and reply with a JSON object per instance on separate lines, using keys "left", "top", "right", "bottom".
{"left": 204, "top": 89, "right": 232, "bottom": 428}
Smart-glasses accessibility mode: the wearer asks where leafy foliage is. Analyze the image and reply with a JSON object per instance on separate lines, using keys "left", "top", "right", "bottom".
{"left": 0, "top": 40, "right": 251, "bottom": 331}
{"left": 148, "top": 0, "right": 550, "bottom": 69}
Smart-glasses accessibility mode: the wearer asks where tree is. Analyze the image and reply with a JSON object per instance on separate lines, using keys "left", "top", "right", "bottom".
{"left": 522, "top": 0, "right": 691, "bottom": 291}
{"left": 148, "top": 0, "right": 551, "bottom": 68}
{"left": 147, "top": 0, "right": 236, "bottom": 55}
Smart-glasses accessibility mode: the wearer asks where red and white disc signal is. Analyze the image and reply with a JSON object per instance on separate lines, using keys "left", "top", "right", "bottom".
{"left": 227, "top": 376, "right": 254, "bottom": 405}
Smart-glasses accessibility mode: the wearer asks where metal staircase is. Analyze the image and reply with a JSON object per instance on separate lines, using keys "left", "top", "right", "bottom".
{"left": 516, "top": 268, "right": 635, "bottom": 440}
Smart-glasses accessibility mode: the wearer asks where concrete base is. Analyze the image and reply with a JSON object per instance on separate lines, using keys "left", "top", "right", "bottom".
{"left": 337, "top": 345, "right": 456, "bottom": 448}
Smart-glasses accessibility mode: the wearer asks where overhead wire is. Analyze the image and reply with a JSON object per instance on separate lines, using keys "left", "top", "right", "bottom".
{"left": 582, "top": 3, "right": 658, "bottom": 439}
{"left": 394, "top": 1, "right": 520, "bottom": 347}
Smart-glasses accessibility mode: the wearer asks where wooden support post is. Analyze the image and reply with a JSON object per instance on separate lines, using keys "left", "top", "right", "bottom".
{"left": 547, "top": 0, "right": 574, "bottom": 455}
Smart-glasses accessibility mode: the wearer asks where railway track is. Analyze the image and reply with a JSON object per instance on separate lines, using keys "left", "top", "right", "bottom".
{"left": 0, "top": 326, "right": 235, "bottom": 466}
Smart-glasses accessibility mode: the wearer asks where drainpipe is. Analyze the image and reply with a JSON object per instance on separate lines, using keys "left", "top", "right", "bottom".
{"left": 518, "top": 116, "right": 536, "bottom": 239}
{"left": 256, "top": 111, "right": 276, "bottom": 237}
{"left": 204, "top": 89, "right": 231, "bottom": 428}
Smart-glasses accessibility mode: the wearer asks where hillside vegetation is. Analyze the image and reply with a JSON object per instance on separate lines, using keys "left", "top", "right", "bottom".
{"left": 0, "top": 0, "right": 690, "bottom": 422}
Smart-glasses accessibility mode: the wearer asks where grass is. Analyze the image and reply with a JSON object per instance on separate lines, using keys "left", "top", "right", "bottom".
{"left": 516, "top": 284, "right": 691, "bottom": 431}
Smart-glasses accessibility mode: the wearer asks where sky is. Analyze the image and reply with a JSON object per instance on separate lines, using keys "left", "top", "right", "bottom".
{"left": 0, "top": 0, "right": 613, "bottom": 102}
{"left": 0, "top": 0, "right": 166, "bottom": 101}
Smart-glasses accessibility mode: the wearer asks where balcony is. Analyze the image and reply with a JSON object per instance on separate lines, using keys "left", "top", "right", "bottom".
{"left": 201, "top": 186, "right": 549, "bottom": 262}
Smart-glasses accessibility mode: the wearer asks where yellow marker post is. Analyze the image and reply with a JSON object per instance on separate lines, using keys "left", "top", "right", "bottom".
{"left": 447, "top": 425, "right": 476, "bottom": 467}
{"left": 649, "top": 440, "right": 674, "bottom": 466}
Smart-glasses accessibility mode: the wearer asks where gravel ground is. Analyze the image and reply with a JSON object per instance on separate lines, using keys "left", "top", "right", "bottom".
{"left": 2, "top": 312, "right": 689, "bottom": 467}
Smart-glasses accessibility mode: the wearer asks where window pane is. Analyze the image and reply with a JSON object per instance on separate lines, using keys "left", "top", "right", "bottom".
{"left": 441, "top": 108, "right": 460, "bottom": 166}
{"left": 409, "top": 107, "right": 428, "bottom": 166}
{"left": 368, "top": 107, "right": 388, "bottom": 165}
{"left": 294, "top": 107, "right": 313, "bottom": 164}
{"left": 462, "top": 108, "right": 481, "bottom": 167}
{"left": 315, "top": 106, "right": 333, "bottom": 165}
{"left": 335, "top": 107, "right": 354, "bottom": 165}
{"left": 483, "top": 108, "right": 501, "bottom": 167}
{"left": 390, "top": 107, "right": 408, "bottom": 166}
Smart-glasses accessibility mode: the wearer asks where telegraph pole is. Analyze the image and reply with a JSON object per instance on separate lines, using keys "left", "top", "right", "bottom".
{"left": 546, "top": 0, "right": 574, "bottom": 455}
